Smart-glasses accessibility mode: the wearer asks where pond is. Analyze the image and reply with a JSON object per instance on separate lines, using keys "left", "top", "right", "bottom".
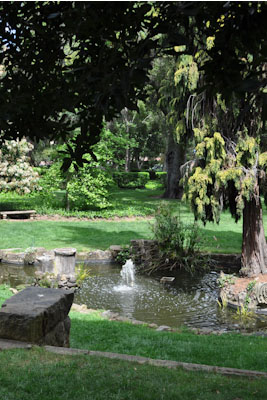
{"left": 1, "top": 261, "right": 267, "bottom": 332}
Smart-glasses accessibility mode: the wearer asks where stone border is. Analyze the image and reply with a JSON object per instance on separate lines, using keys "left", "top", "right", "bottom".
{"left": 45, "top": 345, "right": 267, "bottom": 379}
{"left": 0, "top": 246, "right": 241, "bottom": 270}
{"left": 0, "top": 338, "right": 266, "bottom": 379}
{"left": 0, "top": 248, "right": 116, "bottom": 265}
{"left": 71, "top": 304, "right": 267, "bottom": 337}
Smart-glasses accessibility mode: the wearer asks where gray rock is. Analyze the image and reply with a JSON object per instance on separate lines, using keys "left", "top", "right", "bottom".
{"left": 0, "top": 287, "right": 74, "bottom": 347}
{"left": 67, "top": 282, "right": 77, "bottom": 288}
{"left": 156, "top": 325, "right": 171, "bottom": 332}
{"left": 148, "top": 323, "right": 158, "bottom": 329}
{"left": 1, "top": 252, "right": 25, "bottom": 265}
{"left": 87, "top": 250, "right": 112, "bottom": 261}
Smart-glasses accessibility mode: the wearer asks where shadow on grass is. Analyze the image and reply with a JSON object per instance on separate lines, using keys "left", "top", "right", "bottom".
{"left": 51, "top": 223, "right": 150, "bottom": 250}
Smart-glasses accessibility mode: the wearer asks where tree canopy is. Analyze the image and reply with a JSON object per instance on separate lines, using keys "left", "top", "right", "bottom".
{"left": 0, "top": 1, "right": 185, "bottom": 168}
{"left": 1, "top": 2, "right": 265, "bottom": 162}
{"left": 0, "top": 1, "right": 267, "bottom": 275}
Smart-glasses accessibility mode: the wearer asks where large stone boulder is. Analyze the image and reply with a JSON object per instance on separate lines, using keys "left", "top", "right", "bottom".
{"left": 0, "top": 287, "right": 74, "bottom": 347}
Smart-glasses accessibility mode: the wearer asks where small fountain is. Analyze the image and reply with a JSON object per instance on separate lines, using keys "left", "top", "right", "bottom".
{"left": 120, "top": 259, "right": 135, "bottom": 285}
{"left": 114, "top": 259, "right": 135, "bottom": 292}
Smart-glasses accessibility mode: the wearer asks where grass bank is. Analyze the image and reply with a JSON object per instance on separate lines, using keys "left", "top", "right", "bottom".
{"left": 0, "top": 285, "right": 267, "bottom": 399}
{"left": 69, "top": 309, "right": 267, "bottom": 373}
{"left": 1, "top": 347, "right": 267, "bottom": 400}
{"left": 0, "top": 286, "right": 267, "bottom": 374}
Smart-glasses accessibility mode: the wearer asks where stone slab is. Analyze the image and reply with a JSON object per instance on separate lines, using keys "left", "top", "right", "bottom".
{"left": 45, "top": 346, "right": 267, "bottom": 379}
{"left": 0, "top": 338, "right": 32, "bottom": 350}
{"left": 0, "top": 287, "right": 74, "bottom": 344}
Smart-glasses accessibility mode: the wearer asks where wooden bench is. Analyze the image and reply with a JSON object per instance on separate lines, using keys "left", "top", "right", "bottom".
{"left": 0, "top": 210, "right": 36, "bottom": 220}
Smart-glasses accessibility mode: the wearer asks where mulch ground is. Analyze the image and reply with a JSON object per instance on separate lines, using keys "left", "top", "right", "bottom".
{"left": 231, "top": 274, "right": 267, "bottom": 294}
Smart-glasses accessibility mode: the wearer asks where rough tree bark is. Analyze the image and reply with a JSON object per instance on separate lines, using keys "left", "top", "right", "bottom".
{"left": 241, "top": 184, "right": 267, "bottom": 276}
{"left": 163, "top": 132, "right": 186, "bottom": 199}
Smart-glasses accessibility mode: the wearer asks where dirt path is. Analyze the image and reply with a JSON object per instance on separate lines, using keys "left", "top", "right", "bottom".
{"left": 3, "top": 214, "right": 154, "bottom": 223}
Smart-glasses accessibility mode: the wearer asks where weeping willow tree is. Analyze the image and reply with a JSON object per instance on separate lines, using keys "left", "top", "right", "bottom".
{"left": 180, "top": 2, "right": 267, "bottom": 277}
{"left": 182, "top": 84, "right": 267, "bottom": 277}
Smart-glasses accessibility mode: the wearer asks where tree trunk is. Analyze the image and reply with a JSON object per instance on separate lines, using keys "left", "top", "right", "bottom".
{"left": 163, "top": 132, "right": 186, "bottom": 199}
{"left": 125, "top": 147, "right": 130, "bottom": 172}
{"left": 241, "top": 186, "right": 267, "bottom": 277}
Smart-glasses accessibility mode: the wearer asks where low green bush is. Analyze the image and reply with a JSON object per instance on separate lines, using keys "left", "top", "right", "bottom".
{"left": 155, "top": 171, "right": 166, "bottom": 180}
{"left": 113, "top": 171, "right": 149, "bottom": 188}
{"left": 147, "top": 203, "right": 208, "bottom": 275}
{"left": 38, "top": 162, "right": 113, "bottom": 211}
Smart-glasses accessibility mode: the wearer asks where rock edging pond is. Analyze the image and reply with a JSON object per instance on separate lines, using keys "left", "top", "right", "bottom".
{"left": 219, "top": 272, "right": 267, "bottom": 315}
{"left": 71, "top": 303, "right": 267, "bottom": 337}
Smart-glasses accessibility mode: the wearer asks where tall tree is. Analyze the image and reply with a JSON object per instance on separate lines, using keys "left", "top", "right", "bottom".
{"left": 182, "top": 2, "right": 267, "bottom": 276}
{"left": 147, "top": 54, "right": 199, "bottom": 198}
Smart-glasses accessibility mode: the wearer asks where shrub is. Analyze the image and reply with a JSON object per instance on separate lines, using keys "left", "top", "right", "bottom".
{"left": 148, "top": 203, "right": 208, "bottom": 275}
{"left": 0, "top": 138, "right": 40, "bottom": 194}
{"left": 155, "top": 171, "right": 167, "bottom": 181}
{"left": 67, "top": 164, "right": 113, "bottom": 210}
{"left": 113, "top": 171, "right": 149, "bottom": 188}
{"left": 38, "top": 163, "right": 65, "bottom": 193}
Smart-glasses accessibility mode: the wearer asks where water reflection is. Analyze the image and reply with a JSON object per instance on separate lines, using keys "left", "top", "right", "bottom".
{"left": 1, "top": 261, "right": 267, "bottom": 332}
{"left": 74, "top": 263, "right": 267, "bottom": 331}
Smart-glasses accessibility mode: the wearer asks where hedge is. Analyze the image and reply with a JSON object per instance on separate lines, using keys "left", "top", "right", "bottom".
{"left": 113, "top": 172, "right": 150, "bottom": 188}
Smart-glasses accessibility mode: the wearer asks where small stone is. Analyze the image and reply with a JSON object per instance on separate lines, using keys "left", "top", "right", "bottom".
{"left": 131, "top": 319, "right": 144, "bottom": 325}
{"left": 156, "top": 325, "right": 171, "bottom": 332}
{"left": 35, "top": 271, "right": 45, "bottom": 280}
{"left": 148, "top": 323, "right": 158, "bottom": 329}
{"left": 9, "top": 288, "right": 18, "bottom": 295}
{"left": 67, "top": 282, "right": 77, "bottom": 288}
{"left": 198, "top": 328, "right": 213, "bottom": 335}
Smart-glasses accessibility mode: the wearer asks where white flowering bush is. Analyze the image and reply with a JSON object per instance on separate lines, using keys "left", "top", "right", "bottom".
{"left": 0, "top": 138, "right": 40, "bottom": 194}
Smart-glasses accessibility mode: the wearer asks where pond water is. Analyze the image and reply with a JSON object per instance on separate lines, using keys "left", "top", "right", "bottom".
{"left": 1, "top": 261, "right": 267, "bottom": 332}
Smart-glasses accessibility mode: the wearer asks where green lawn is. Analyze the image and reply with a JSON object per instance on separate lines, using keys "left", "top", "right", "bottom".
{"left": 0, "top": 208, "right": 247, "bottom": 254}
{"left": 69, "top": 310, "right": 267, "bottom": 373}
{"left": 1, "top": 183, "right": 267, "bottom": 254}
{"left": 0, "top": 182, "right": 167, "bottom": 218}
{"left": 0, "top": 285, "right": 267, "bottom": 399}
{"left": 1, "top": 347, "right": 267, "bottom": 400}
{"left": 1, "top": 285, "right": 267, "bottom": 374}
{"left": 0, "top": 219, "right": 152, "bottom": 252}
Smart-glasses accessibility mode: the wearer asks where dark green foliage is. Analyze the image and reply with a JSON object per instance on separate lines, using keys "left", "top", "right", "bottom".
{"left": 113, "top": 172, "right": 149, "bottom": 189}
{"left": 148, "top": 204, "right": 208, "bottom": 275}
{"left": 0, "top": 2, "right": 265, "bottom": 169}
{"left": 0, "top": 2, "right": 185, "bottom": 167}
{"left": 156, "top": 172, "right": 167, "bottom": 188}
{"left": 115, "top": 246, "right": 131, "bottom": 265}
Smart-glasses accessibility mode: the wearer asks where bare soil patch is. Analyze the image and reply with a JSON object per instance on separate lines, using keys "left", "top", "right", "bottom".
{"left": 4, "top": 214, "right": 154, "bottom": 223}
{"left": 231, "top": 274, "right": 267, "bottom": 295}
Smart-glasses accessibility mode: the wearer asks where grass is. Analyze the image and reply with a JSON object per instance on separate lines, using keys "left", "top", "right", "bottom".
{"left": 1, "top": 347, "right": 267, "bottom": 400}
{"left": 0, "top": 206, "right": 247, "bottom": 253}
{"left": 1, "top": 181, "right": 267, "bottom": 254}
{"left": 0, "top": 182, "right": 166, "bottom": 219}
{"left": 1, "top": 286, "right": 267, "bottom": 374}
{"left": 69, "top": 310, "right": 267, "bottom": 373}
{"left": 1, "top": 286, "right": 267, "bottom": 399}
{"left": 0, "top": 219, "right": 152, "bottom": 252}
